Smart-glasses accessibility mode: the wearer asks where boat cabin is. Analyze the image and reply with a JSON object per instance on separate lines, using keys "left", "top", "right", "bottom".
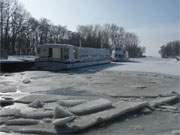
{"left": 38, "top": 44, "right": 110, "bottom": 63}
{"left": 38, "top": 44, "right": 78, "bottom": 63}
{"left": 111, "top": 47, "right": 128, "bottom": 62}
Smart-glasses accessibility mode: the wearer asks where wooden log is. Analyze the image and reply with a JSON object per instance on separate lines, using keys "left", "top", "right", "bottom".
{"left": 67, "top": 101, "right": 148, "bottom": 132}
{"left": 69, "top": 98, "right": 112, "bottom": 115}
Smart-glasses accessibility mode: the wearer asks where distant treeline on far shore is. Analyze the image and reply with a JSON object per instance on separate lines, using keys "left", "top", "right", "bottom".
{"left": 159, "top": 40, "right": 180, "bottom": 58}
{"left": 0, "top": 0, "right": 145, "bottom": 58}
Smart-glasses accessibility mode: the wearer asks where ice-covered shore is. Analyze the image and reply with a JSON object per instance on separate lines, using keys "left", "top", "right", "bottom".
{"left": 0, "top": 56, "right": 179, "bottom": 135}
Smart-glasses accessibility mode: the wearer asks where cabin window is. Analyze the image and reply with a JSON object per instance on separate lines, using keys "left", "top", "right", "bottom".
{"left": 60, "top": 48, "right": 63, "bottom": 59}
{"left": 48, "top": 48, "right": 52, "bottom": 57}
{"left": 74, "top": 48, "right": 78, "bottom": 59}
{"left": 64, "top": 48, "right": 69, "bottom": 59}
{"left": 61, "top": 48, "right": 69, "bottom": 60}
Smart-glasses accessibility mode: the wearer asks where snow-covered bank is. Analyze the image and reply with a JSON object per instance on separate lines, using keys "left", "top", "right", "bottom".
{"left": 105, "top": 56, "right": 180, "bottom": 76}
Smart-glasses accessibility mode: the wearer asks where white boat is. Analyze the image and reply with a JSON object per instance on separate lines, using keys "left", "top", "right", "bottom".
{"left": 35, "top": 44, "right": 111, "bottom": 71}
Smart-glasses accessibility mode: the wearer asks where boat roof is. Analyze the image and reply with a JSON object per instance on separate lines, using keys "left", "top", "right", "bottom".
{"left": 38, "top": 44, "right": 74, "bottom": 48}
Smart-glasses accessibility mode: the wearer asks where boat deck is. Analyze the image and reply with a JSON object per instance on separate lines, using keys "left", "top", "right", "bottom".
{"left": 0, "top": 56, "right": 37, "bottom": 72}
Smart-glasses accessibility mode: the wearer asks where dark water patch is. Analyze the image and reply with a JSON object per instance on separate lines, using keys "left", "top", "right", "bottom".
{"left": 0, "top": 62, "right": 35, "bottom": 73}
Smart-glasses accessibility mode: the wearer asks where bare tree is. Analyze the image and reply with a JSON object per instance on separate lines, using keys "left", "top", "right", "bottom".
{"left": 0, "top": 0, "right": 145, "bottom": 57}
{"left": 159, "top": 40, "right": 180, "bottom": 58}
{"left": 0, "top": 0, "right": 4, "bottom": 48}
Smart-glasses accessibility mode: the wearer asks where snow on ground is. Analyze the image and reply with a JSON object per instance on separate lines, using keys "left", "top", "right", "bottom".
{"left": 0, "top": 55, "right": 37, "bottom": 62}
{"left": 0, "top": 56, "right": 179, "bottom": 135}
{"left": 105, "top": 56, "right": 180, "bottom": 76}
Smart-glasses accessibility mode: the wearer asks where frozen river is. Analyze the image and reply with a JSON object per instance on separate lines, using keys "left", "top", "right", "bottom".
{"left": 0, "top": 56, "right": 180, "bottom": 135}
{"left": 105, "top": 56, "right": 180, "bottom": 76}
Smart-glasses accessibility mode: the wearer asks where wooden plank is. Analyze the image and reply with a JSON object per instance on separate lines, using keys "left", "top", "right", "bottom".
{"left": 67, "top": 101, "right": 148, "bottom": 132}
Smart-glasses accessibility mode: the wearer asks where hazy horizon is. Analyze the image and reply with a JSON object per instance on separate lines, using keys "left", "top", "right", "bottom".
{"left": 19, "top": 0, "right": 179, "bottom": 56}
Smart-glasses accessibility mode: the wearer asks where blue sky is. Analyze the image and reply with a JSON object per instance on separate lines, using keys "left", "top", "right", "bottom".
{"left": 20, "top": 0, "right": 179, "bottom": 56}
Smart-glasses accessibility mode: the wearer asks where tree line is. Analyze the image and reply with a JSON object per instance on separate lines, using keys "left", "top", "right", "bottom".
{"left": 159, "top": 40, "right": 180, "bottom": 58}
{"left": 0, "top": 0, "right": 145, "bottom": 57}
